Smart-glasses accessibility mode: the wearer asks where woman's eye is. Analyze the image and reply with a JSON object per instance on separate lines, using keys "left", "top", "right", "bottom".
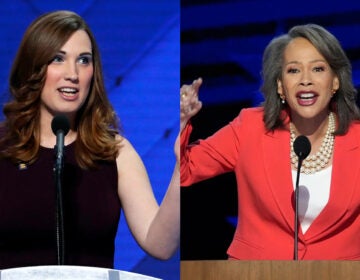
{"left": 314, "top": 66, "right": 325, "bottom": 72}
{"left": 51, "top": 55, "right": 63, "bottom": 63}
{"left": 78, "top": 56, "right": 92, "bottom": 65}
{"left": 287, "top": 68, "right": 298, "bottom": 74}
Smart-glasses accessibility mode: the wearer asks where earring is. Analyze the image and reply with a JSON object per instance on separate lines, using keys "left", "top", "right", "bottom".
{"left": 331, "top": 89, "right": 337, "bottom": 98}
{"left": 280, "top": 95, "right": 285, "bottom": 104}
{"left": 278, "top": 93, "right": 286, "bottom": 104}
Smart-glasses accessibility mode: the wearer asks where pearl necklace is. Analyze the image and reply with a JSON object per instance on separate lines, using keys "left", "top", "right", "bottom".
{"left": 290, "top": 112, "right": 335, "bottom": 174}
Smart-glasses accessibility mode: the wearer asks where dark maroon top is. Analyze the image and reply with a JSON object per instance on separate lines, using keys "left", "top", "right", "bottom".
{"left": 0, "top": 142, "right": 121, "bottom": 269}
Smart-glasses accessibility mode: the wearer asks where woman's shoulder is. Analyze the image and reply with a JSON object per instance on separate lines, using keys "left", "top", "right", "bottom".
{"left": 115, "top": 134, "right": 128, "bottom": 147}
{"left": 341, "top": 120, "right": 360, "bottom": 146}
{"left": 114, "top": 134, "right": 138, "bottom": 158}
{"left": 225, "top": 107, "right": 266, "bottom": 137}
{"left": 232, "top": 106, "right": 264, "bottom": 125}
{"left": 239, "top": 107, "right": 264, "bottom": 117}
{"left": 348, "top": 120, "right": 360, "bottom": 134}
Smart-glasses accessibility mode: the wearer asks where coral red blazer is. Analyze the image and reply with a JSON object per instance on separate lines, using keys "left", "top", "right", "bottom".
{"left": 181, "top": 107, "right": 360, "bottom": 260}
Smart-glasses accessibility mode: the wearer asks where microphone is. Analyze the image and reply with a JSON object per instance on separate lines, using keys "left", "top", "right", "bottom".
{"left": 51, "top": 114, "right": 70, "bottom": 163}
{"left": 294, "top": 135, "right": 311, "bottom": 161}
{"left": 51, "top": 114, "right": 70, "bottom": 265}
{"left": 293, "top": 135, "right": 311, "bottom": 260}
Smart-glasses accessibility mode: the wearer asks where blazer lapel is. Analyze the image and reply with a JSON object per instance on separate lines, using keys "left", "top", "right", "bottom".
{"left": 305, "top": 127, "right": 360, "bottom": 240}
{"left": 263, "top": 128, "right": 296, "bottom": 232}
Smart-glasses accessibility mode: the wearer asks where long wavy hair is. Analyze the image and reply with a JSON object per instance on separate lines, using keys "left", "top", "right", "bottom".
{"left": 261, "top": 24, "right": 360, "bottom": 134}
{"left": 0, "top": 10, "right": 121, "bottom": 169}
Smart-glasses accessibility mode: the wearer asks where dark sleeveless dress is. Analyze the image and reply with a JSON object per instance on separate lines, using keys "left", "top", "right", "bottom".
{"left": 0, "top": 142, "right": 121, "bottom": 269}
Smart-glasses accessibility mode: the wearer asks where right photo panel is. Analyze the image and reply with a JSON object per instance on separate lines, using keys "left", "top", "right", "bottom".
{"left": 180, "top": 1, "right": 360, "bottom": 279}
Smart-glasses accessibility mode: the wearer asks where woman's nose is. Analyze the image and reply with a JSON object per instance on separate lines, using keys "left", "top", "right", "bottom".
{"left": 64, "top": 63, "right": 79, "bottom": 82}
{"left": 299, "top": 70, "right": 313, "bottom": 86}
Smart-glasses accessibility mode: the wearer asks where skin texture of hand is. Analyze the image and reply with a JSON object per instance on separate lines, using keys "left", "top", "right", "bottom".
{"left": 180, "top": 77, "right": 203, "bottom": 132}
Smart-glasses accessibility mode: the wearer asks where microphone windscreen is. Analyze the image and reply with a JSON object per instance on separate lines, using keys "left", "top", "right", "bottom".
{"left": 293, "top": 135, "right": 311, "bottom": 160}
{"left": 51, "top": 115, "right": 70, "bottom": 136}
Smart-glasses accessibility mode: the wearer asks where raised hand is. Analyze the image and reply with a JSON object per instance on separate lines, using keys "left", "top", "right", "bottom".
{"left": 180, "top": 78, "right": 203, "bottom": 131}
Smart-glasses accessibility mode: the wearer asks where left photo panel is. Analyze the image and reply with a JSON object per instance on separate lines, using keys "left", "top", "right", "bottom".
{"left": 0, "top": 1, "right": 179, "bottom": 280}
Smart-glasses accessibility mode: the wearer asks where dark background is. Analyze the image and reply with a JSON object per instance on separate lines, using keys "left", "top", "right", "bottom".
{"left": 180, "top": 0, "right": 360, "bottom": 260}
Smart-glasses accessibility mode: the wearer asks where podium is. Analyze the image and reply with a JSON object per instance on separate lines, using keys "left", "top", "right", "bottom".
{"left": 181, "top": 260, "right": 360, "bottom": 280}
{"left": 0, "top": 265, "right": 161, "bottom": 280}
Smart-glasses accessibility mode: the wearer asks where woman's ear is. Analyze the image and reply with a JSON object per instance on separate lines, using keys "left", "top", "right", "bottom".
{"left": 277, "top": 79, "right": 283, "bottom": 95}
{"left": 332, "top": 76, "right": 340, "bottom": 92}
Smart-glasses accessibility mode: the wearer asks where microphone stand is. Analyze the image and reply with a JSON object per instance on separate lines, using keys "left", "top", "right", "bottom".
{"left": 294, "top": 158, "right": 303, "bottom": 261}
{"left": 293, "top": 135, "right": 311, "bottom": 261}
{"left": 54, "top": 131, "right": 66, "bottom": 265}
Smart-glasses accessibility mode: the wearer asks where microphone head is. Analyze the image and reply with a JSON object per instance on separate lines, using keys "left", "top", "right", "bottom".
{"left": 51, "top": 114, "right": 70, "bottom": 136}
{"left": 293, "top": 135, "right": 311, "bottom": 160}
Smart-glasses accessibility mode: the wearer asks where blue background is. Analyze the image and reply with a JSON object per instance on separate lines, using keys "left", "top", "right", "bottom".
{"left": 0, "top": 1, "right": 179, "bottom": 279}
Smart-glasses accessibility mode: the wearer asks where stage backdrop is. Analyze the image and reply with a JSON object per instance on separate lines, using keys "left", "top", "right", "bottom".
{"left": 0, "top": 1, "right": 179, "bottom": 279}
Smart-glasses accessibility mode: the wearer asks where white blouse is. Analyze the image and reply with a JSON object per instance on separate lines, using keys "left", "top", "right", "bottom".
{"left": 291, "top": 166, "right": 332, "bottom": 233}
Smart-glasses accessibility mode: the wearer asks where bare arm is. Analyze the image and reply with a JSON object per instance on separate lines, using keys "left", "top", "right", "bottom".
{"left": 116, "top": 137, "right": 179, "bottom": 259}
{"left": 115, "top": 77, "right": 202, "bottom": 259}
